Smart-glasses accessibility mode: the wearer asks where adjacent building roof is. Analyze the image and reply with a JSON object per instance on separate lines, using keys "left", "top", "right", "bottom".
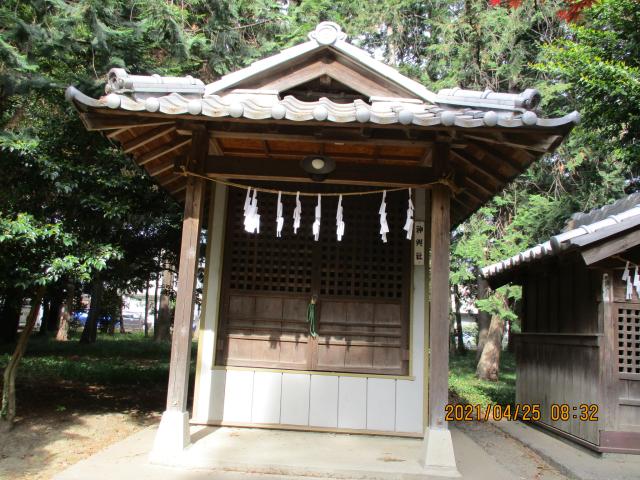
{"left": 483, "top": 194, "right": 640, "bottom": 284}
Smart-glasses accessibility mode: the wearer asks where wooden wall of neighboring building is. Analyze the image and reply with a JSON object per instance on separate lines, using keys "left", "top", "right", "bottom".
{"left": 516, "top": 259, "right": 602, "bottom": 445}
{"left": 516, "top": 260, "right": 640, "bottom": 452}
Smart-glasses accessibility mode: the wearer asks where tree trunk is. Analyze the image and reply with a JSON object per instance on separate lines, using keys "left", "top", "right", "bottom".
{"left": 1, "top": 287, "right": 45, "bottom": 430}
{"left": 80, "top": 277, "right": 103, "bottom": 344}
{"left": 476, "top": 312, "right": 505, "bottom": 381}
{"left": 154, "top": 268, "right": 172, "bottom": 342}
{"left": 144, "top": 279, "right": 150, "bottom": 337}
{"left": 0, "top": 287, "right": 23, "bottom": 344}
{"left": 476, "top": 275, "right": 491, "bottom": 361}
{"left": 55, "top": 283, "right": 74, "bottom": 341}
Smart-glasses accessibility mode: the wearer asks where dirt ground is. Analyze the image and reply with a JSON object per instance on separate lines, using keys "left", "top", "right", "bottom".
{"left": 0, "top": 379, "right": 165, "bottom": 480}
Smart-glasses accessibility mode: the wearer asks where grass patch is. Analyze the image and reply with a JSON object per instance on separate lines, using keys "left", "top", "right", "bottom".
{"left": 449, "top": 351, "right": 515, "bottom": 407}
{"left": 0, "top": 333, "right": 196, "bottom": 386}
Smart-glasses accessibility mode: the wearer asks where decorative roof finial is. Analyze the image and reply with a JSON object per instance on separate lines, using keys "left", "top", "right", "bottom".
{"left": 308, "top": 22, "right": 346, "bottom": 46}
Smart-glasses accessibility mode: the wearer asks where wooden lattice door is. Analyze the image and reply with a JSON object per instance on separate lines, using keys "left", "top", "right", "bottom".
{"left": 217, "top": 185, "right": 411, "bottom": 375}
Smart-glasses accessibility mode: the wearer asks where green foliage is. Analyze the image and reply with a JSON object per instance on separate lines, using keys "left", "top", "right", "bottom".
{"left": 0, "top": 0, "right": 286, "bottom": 304}
{"left": 0, "top": 333, "right": 196, "bottom": 385}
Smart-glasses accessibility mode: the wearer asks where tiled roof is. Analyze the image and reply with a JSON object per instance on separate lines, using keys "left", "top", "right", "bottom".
{"left": 66, "top": 22, "right": 579, "bottom": 130}
{"left": 482, "top": 195, "right": 640, "bottom": 279}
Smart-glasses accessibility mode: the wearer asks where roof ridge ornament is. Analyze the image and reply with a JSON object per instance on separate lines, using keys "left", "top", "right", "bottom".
{"left": 308, "top": 22, "right": 346, "bottom": 46}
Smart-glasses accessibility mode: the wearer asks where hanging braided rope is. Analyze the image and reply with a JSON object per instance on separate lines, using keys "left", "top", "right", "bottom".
{"left": 306, "top": 296, "right": 318, "bottom": 338}
{"left": 178, "top": 168, "right": 462, "bottom": 197}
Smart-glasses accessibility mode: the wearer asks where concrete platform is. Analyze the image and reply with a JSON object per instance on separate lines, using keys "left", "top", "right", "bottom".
{"left": 54, "top": 424, "right": 561, "bottom": 480}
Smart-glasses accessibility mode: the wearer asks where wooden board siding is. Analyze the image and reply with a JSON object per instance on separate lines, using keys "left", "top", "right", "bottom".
{"left": 216, "top": 185, "right": 411, "bottom": 375}
{"left": 515, "top": 334, "right": 600, "bottom": 444}
{"left": 517, "top": 262, "right": 602, "bottom": 445}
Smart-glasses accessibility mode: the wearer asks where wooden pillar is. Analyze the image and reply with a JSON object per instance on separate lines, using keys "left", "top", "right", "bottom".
{"left": 165, "top": 175, "right": 206, "bottom": 411}
{"left": 422, "top": 180, "right": 457, "bottom": 473}
{"left": 152, "top": 127, "right": 207, "bottom": 458}
{"left": 428, "top": 183, "right": 451, "bottom": 429}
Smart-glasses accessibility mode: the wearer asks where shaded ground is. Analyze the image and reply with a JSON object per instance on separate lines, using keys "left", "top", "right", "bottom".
{"left": 0, "top": 333, "right": 195, "bottom": 480}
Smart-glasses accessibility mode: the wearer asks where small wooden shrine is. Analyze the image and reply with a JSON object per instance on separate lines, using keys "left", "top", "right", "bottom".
{"left": 483, "top": 194, "right": 640, "bottom": 454}
{"left": 67, "top": 22, "right": 579, "bottom": 472}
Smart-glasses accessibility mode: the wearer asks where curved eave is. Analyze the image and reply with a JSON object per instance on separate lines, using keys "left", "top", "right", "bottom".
{"left": 66, "top": 86, "right": 580, "bottom": 130}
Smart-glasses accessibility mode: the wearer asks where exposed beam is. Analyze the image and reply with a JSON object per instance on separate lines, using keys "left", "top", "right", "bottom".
{"left": 81, "top": 113, "right": 173, "bottom": 131}
{"left": 137, "top": 138, "right": 191, "bottom": 166}
{"left": 201, "top": 155, "right": 436, "bottom": 187}
{"left": 209, "top": 127, "right": 434, "bottom": 147}
{"left": 122, "top": 125, "right": 177, "bottom": 153}
{"left": 219, "top": 148, "right": 422, "bottom": 165}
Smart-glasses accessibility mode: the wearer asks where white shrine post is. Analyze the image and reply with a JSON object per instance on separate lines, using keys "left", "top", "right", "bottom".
{"left": 151, "top": 127, "right": 207, "bottom": 457}
{"left": 422, "top": 147, "right": 458, "bottom": 474}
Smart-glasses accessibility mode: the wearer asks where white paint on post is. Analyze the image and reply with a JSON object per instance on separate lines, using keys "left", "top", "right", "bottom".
{"left": 192, "top": 184, "right": 228, "bottom": 423}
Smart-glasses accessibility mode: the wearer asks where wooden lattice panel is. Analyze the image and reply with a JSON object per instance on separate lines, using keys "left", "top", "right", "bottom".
{"left": 318, "top": 192, "right": 408, "bottom": 299}
{"left": 227, "top": 187, "right": 313, "bottom": 294}
{"left": 616, "top": 304, "right": 640, "bottom": 375}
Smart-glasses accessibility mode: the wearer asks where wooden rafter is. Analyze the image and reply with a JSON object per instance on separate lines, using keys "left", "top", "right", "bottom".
{"left": 147, "top": 161, "right": 175, "bottom": 177}
{"left": 462, "top": 132, "right": 559, "bottom": 154}
{"left": 122, "top": 125, "right": 176, "bottom": 153}
{"left": 137, "top": 138, "right": 191, "bottom": 166}
{"left": 465, "top": 140, "right": 523, "bottom": 175}
{"left": 450, "top": 148, "right": 508, "bottom": 186}
{"left": 80, "top": 113, "right": 174, "bottom": 131}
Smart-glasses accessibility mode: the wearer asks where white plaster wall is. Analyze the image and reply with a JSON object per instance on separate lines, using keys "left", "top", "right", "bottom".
{"left": 192, "top": 187, "right": 427, "bottom": 435}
